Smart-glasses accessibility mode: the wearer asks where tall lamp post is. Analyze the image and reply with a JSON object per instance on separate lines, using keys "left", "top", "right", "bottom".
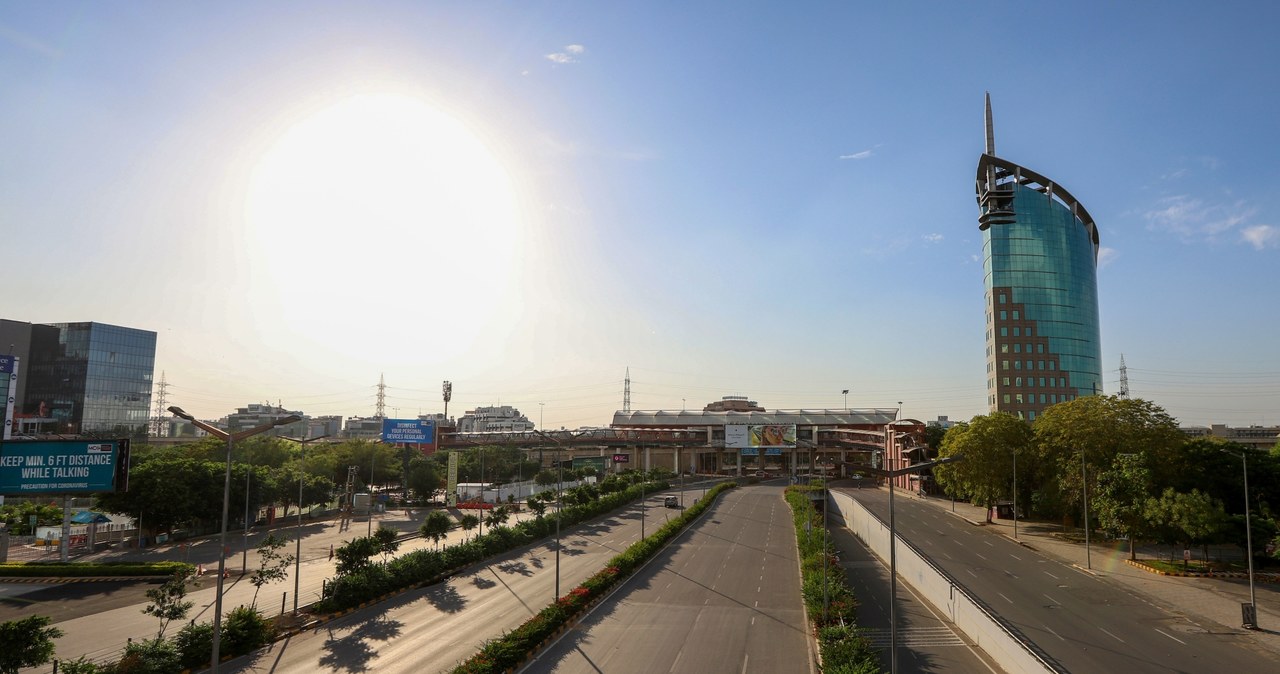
{"left": 281, "top": 433, "right": 330, "bottom": 614}
{"left": 862, "top": 454, "right": 963, "bottom": 674}
{"left": 1223, "top": 448, "right": 1258, "bottom": 629}
{"left": 535, "top": 428, "right": 585, "bottom": 602}
{"left": 168, "top": 406, "right": 301, "bottom": 674}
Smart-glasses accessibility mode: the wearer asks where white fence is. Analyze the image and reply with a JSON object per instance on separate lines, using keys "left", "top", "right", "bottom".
{"left": 828, "top": 490, "right": 1063, "bottom": 674}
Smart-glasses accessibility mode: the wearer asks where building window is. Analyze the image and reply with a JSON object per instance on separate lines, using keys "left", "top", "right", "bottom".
{"left": 1049, "top": 362, "right": 1056, "bottom": 371}
{"left": 1038, "top": 360, "right": 1045, "bottom": 370}
{"left": 1015, "top": 377, "right": 1022, "bottom": 386}
{"left": 1003, "top": 394, "right": 1011, "bottom": 404}
{"left": 1001, "top": 344, "right": 1009, "bottom": 353}
{"left": 1026, "top": 361, "right": 1033, "bottom": 370}
{"left": 999, "top": 294, "right": 1007, "bottom": 304}
{"left": 1014, "top": 344, "right": 1021, "bottom": 353}
{"left": 1028, "top": 410, "right": 1036, "bottom": 420}
{"left": 1060, "top": 377, "right": 1067, "bottom": 387}
{"left": 1002, "top": 360, "right": 1010, "bottom": 370}
{"left": 1003, "top": 377, "right": 1010, "bottom": 386}
{"left": 1026, "top": 327, "right": 1033, "bottom": 337}
{"left": 1000, "top": 310, "right": 1007, "bottom": 320}
{"left": 1001, "top": 328, "right": 1008, "bottom": 337}
{"left": 1037, "top": 344, "right": 1044, "bottom": 353}
{"left": 1016, "top": 394, "right": 1023, "bottom": 404}
{"left": 1012, "top": 310, "right": 1019, "bottom": 319}
{"left": 1013, "top": 327, "right": 1021, "bottom": 337}
{"left": 1039, "top": 377, "right": 1046, "bottom": 387}
{"left": 1040, "top": 394, "right": 1047, "bottom": 404}
{"left": 1014, "top": 361, "right": 1021, "bottom": 370}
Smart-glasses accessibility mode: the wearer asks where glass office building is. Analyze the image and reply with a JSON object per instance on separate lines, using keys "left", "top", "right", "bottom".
{"left": 23, "top": 322, "right": 156, "bottom": 437}
{"left": 977, "top": 95, "right": 1101, "bottom": 420}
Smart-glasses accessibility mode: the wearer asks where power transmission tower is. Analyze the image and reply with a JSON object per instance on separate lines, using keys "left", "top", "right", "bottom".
{"left": 376, "top": 373, "right": 386, "bottom": 419}
{"left": 442, "top": 380, "right": 452, "bottom": 420}
{"left": 151, "top": 371, "right": 169, "bottom": 437}
{"left": 623, "top": 367, "right": 631, "bottom": 412}
{"left": 1118, "top": 354, "right": 1130, "bottom": 399}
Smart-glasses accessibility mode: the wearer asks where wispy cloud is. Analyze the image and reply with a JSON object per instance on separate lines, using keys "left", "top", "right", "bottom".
{"left": 1241, "top": 225, "right": 1279, "bottom": 250}
{"left": 546, "top": 44, "right": 586, "bottom": 64}
{"left": 838, "top": 149, "right": 873, "bottom": 160}
{"left": 923, "top": 233, "right": 943, "bottom": 243}
{"left": 1143, "top": 195, "right": 1255, "bottom": 243}
{"left": 0, "top": 23, "right": 62, "bottom": 58}
{"left": 1097, "top": 247, "right": 1118, "bottom": 269}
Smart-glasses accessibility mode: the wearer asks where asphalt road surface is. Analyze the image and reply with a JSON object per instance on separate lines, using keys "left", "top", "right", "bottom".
{"left": 843, "top": 488, "right": 1276, "bottom": 673}
{"left": 525, "top": 484, "right": 814, "bottom": 674}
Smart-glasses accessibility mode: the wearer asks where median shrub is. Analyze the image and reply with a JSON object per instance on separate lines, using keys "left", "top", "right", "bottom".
{"left": 785, "top": 486, "right": 878, "bottom": 673}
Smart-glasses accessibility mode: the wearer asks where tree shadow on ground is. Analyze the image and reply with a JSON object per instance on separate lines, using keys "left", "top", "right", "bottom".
{"left": 471, "top": 575, "right": 496, "bottom": 589}
{"left": 527, "top": 553, "right": 545, "bottom": 568}
{"left": 497, "top": 560, "right": 533, "bottom": 576}
{"left": 423, "top": 581, "right": 466, "bottom": 613}
{"left": 317, "top": 614, "right": 403, "bottom": 673}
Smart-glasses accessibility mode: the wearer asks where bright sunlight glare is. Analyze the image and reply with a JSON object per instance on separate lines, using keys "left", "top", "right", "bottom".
{"left": 244, "top": 93, "right": 524, "bottom": 364}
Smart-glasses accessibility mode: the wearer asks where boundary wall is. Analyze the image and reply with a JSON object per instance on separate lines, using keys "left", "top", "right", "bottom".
{"left": 828, "top": 490, "right": 1063, "bottom": 674}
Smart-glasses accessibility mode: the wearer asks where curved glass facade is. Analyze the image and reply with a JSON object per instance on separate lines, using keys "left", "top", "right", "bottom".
{"left": 980, "top": 173, "right": 1102, "bottom": 420}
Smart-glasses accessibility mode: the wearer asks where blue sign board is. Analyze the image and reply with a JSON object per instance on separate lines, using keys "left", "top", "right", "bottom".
{"left": 0, "top": 439, "right": 129, "bottom": 494}
{"left": 740, "top": 448, "right": 759, "bottom": 456}
{"left": 765, "top": 448, "right": 783, "bottom": 456}
{"left": 0, "top": 356, "right": 13, "bottom": 374}
{"left": 381, "top": 418, "right": 435, "bottom": 444}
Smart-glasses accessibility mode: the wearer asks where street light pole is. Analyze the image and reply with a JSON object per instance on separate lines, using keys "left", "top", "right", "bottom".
{"left": 1221, "top": 448, "right": 1258, "bottom": 628}
{"left": 1012, "top": 446, "right": 1018, "bottom": 540}
{"left": 1082, "top": 450, "right": 1091, "bottom": 570}
{"left": 862, "top": 454, "right": 964, "bottom": 674}
{"left": 283, "top": 433, "right": 329, "bottom": 614}
{"left": 168, "top": 406, "right": 300, "bottom": 674}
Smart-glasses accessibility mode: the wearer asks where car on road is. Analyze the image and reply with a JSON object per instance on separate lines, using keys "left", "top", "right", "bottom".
{"left": 664, "top": 496, "right": 680, "bottom": 508}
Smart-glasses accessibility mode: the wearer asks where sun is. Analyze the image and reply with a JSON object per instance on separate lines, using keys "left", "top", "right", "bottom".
{"left": 244, "top": 93, "right": 525, "bottom": 363}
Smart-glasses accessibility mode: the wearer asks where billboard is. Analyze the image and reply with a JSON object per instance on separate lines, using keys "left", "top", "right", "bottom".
{"left": 0, "top": 439, "right": 130, "bottom": 494}
{"left": 446, "top": 451, "right": 459, "bottom": 507}
{"left": 726, "top": 424, "right": 797, "bottom": 449}
{"left": 611, "top": 453, "right": 630, "bottom": 463}
{"left": 381, "top": 418, "right": 435, "bottom": 444}
{"left": 2, "top": 356, "right": 15, "bottom": 441}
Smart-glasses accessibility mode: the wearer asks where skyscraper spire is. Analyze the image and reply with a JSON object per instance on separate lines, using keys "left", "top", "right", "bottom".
{"left": 984, "top": 91, "right": 995, "bottom": 156}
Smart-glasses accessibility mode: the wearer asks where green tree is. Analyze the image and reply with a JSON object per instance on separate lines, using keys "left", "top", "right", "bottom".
{"left": 534, "top": 470, "right": 558, "bottom": 487}
{"left": 1094, "top": 454, "right": 1155, "bottom": 560}
{"left": 526, "top": 495, "right": 547, "bottom": 518}
{"left": 459, "top": 513, "right": 480, "bottom": 541}
{"left": 421, "top": 510, "right": 452, "bottom": 550}
{"left": 1033, "top": 396, "right": 1183, "bottom": 518}
{"left": 142, "top": 567, "right": 196, "bottom": 637}
{"left": 333, "top": 536, "right": 381, "bottom": 576}
{"left": 0, "top": 616, "right": 63, "bottom": 674}
{"left": 248, "top": 534, "right": 295, "bottom": 609}
{"left": 933, "top": 413, "right": 1031, "bottom": 522}
{"left": 405, "top": 456, "right": 442, "bottom": 501}
{"left": 373, "top": 524, "right": 400, "bottom": 561}
{"left": 1146, "top": 488, "right": 1227, "bottom": 569}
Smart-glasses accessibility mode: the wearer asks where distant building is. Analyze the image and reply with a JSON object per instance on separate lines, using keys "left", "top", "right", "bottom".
{"left": 1181, "top": 424, "right": 1280, "bottom": 452}
{"left": 926, "top": 416, "right": 959, "bottom": 429}
{"left": 978, "top": 94, "right": 1102, "bottom": 422}
{"left": 703, "top": 396, "right": 765, "bottom": 413}
{"left": 343, "top": 416, "right": 384, "bottom": 440}
{"left": 457, "top": 406, "right": 534, "bottom": 433}
{"left": 1, "top": 319, "right": 156, "bottom": 438}
{"left": 224, "top": 403, "right": 307, "bottom": 438}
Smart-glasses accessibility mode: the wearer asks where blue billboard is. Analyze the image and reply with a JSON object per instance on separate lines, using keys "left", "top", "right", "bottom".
{"left": 381, "top": 418, "right": 435, "bottom": 444}
{"left": 0, "top": 439, "right": 130, "bottom": 494}
{"left": 0, "top": 355, "right": 14, "bottom": 374}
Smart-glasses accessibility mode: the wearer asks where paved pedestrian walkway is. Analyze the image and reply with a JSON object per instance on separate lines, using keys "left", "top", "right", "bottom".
{"left": 902, "top": 487, "right": 1280, "bottom": 656}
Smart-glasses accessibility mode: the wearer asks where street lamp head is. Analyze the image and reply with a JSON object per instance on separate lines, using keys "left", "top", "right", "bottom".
{"left": 167, "top": 406, "right": 193, "bottom": 421}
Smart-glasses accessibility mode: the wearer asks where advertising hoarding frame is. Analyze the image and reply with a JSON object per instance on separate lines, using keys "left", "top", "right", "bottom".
{"left": 726, "top": 424, "right": 797, "bottom": 449}
{"left": 381, "top": 418, "right": 436, "bottom": 445}
{"left": 0, "top": 439, "right": 130, "bottom": 495}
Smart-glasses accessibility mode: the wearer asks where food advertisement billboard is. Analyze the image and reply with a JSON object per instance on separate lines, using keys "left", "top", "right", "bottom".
{"left": 726, "top": 424, "right": 797, "bottom": 449}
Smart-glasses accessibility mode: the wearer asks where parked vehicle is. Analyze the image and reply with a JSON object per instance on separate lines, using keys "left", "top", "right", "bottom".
{"left": 664, "top": 496, "right": 680, "bottom": 508}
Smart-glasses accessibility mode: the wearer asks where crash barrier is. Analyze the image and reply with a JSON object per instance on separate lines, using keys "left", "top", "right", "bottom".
{"left": 828, "top": 490, "right": 1065, "bottom": 674}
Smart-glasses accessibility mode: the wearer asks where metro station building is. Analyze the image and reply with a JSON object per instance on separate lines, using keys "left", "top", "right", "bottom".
{"left": 444, "top": 396, "right": 927, "bottom": 488}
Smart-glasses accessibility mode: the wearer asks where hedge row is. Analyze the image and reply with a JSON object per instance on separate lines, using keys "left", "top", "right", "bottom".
{"left": 0, "top": 561, "right": 193, "bottom": 577}
{"left": 784, "top": 486, "right": 880, "bottom": 674}
{"left": 451, "top": 481, "right": 737, "bottom": 674}
{"left": 315, "top": 481, "right": 671, "bottom": 613}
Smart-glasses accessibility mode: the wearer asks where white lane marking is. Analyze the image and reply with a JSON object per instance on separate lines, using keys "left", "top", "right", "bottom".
{"left": 975, "top": 552, "right": 988, "bottom": 561}
{"left": 966, "top": 569, "right": 979, "bottom": 578}
{"left": 984, "top": 540, "right": 994, "bottom": 547}
{"left": 997, "top": 592, "right": 1014, "bottom": 605}
{"left": 741, "top": 654, "right": 749, "bottom": 674}
{"left": 1155, "top": 628, "right": 1187, "bottom": 645}
{"left": 1043, "top": 570, "right": 1060, "bottom": 580}
{"left": 1009, "top": 553, "right": 1022, "bottom": 560}
{"left": 1099, "top": 627, "right": 1126, "bottom": 643}
{"left": 1042, "top": 593, "right": 1060, "bottom": 605}
{"left": 1043, "top": 624, "right": 1066, "bottom": 641}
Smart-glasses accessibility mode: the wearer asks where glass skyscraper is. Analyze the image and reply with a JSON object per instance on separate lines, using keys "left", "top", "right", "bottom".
{"left": 23, "top": 322, "right": 156, "bottom": 438}
{"left": 977, "top": 94, "right": 1102, "bottom": 421}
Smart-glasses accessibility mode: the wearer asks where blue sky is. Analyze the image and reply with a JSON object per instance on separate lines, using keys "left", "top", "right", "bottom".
{"left": 2, "top": 2, "right": 1277, "bottom": 429}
